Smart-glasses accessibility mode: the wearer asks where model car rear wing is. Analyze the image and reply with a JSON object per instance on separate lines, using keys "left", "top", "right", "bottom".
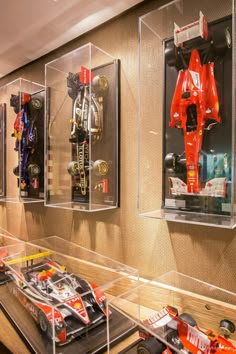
{"left": 174, "top": 11, "right": 208, "bottom": 47}
{"left": 5, "top": 250, "right": 53, "bottom": 265}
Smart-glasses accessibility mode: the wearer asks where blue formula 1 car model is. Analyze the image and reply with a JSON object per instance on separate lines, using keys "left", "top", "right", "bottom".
{"left": 11, "top": 91, "right": 44, "bottom": 199}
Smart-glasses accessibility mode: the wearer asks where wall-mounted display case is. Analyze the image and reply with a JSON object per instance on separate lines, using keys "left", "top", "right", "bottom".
{"left": 1, "top": 236, "right": 138, "bottom": 354}
{"left": 108, "top": 271, "right": 236, "bottom": 353}
{"left": 0, "top": 78, "right": 45, "bottom": 203}
{"left": 45, "top": 43, "right": 119, "bottom": 212}
{"left": 138, "top": 0, "right": 236, "bottom": 228}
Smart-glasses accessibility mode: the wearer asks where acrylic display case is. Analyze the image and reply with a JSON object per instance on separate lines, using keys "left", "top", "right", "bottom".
{"left": 138, "top": 0, "right": 236, "bottom": 228}
{"left": 0, "top": 226, "right": 23, "bottom": 285}
{"left": 45, "top": 43, "right": 119, "bottom": 212}
{"left": 0, "top": 103, "right": 6, "bottom": 197}
{"left": 0, "top": 78, "right": 45, "bottom": 203}
{"left": 0, "top": 236, "right": 138, "bottom": 354}
{"left": 108, "top": 271, "right": 236, "bottom": 353}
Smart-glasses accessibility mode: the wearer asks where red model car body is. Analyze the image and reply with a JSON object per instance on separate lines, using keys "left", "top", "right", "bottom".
{"left": 0, "top": 244, "right": 9, "bottom": 273}
{"left": 170, "top": 49, "right": 220, "bottom": 194}
{"left": 139, "top": 306, "right": 236, "bottom": 354}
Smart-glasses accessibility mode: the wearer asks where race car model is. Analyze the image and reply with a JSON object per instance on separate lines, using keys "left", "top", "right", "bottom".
{"left": 169, "top": 48, "right": 220, "bottom": 194}
{"left": 137, "top": 305, "right": 236, "bottom": 354}
{"left": 165, "top": 13, "right": 231, "bottom": 197}
{"left": 67, "top": 67, "right": 110, "bottom": 203}
{"left": 0, "top": 240, "right": 10, "bottom": 285}
{"left": 7, "top": 254, "right": 110, "bottom": 345}
{"left": 11, "top": 90, "right": 44, "bottom": 198}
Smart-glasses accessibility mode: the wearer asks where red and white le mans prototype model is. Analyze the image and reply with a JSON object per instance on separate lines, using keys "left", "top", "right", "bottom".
{"left": 7, "top": 253, "right": 110, "bottom": 345}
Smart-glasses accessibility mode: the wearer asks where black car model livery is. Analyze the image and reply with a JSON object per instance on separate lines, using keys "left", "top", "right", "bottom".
{"left": 67, "top": 67, "right": 110, "bottom": 203}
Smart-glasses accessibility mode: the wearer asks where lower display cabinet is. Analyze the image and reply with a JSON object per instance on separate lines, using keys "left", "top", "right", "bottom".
{"left": 0, "top": 227, "right": 23, "bottom": 285}
{"left": 108, "top": 271, "right": 236, "bottom": 353}
{"left": 0, "top": 236, "right": 139, "bottom": 354}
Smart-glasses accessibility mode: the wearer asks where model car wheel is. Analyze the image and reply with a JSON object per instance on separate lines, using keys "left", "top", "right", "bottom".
{"left": 179, "top": 312, "right": 197, "bottom": 327}
{"left": 137, "top": 337, "right": 165, "bottom": 354}
{"left": 165, "top": 45, "right": 183, "bottom": 69}
{"left": 67, "top": 161, "right": 79, "bottom": 176}
{"left": 38, "top": 311, "right": 52, "bottom": 338}
{"left": 211, "top": 27, "right": 231, "bottom": 55}
{"left": 27, "top": 164, "right": 40, "bottom": 178}
{"left": 219, "top": 319, "right": 235, "bottom": 338}
{"left": 93, "top": 160, "right": 109, "bottom": 176}
{"left": 165, "top": 44, "right": 177, "bottom": 66}
{"left": 13, "top": 166, "right": 19, "bottom": 176}
{"left": 164, "top": 153, "right": 177, "bottom": 171}
{"left": 166, "top": 329, "right": 184, "bottom": 351}
{"left": 92, "top": 75, "right": 108, "bottom": 95}
{"left": 31, "top": 97, "right": 43, "bottom": 110}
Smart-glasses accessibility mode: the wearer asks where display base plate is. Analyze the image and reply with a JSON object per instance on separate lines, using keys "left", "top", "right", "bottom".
{"left": 0, "top": 285, "right": 137, "bottom": 354}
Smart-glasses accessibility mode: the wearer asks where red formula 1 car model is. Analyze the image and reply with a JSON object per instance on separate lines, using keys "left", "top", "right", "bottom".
{"left": 67, "top": 68, "right": 110, "bottom": 203}
{"left": 169, "top": 48, "right": 220, "bottom": 194}
{"left": 137, "top": 305, "right": 236, "bottom": 354}
{"left": 165, "top": 12, "right": 231, "bottom": 197}
{"left": 7, "top": 253, "right": 110, "bottom": 345}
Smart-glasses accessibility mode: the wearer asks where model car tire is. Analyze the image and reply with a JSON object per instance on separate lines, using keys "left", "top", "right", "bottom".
{"left": 165, "top": 45, "right": 183, "bottom": 69}
{"left": 27, "top": 164, "right": 40, "bottom": 178}
{"left": 166, "top": 329, "right": 184, "bottom": 351}
{"left": 164, "top": 153, "right": 177, "bottom": 171}
{"left": 179, "top": 312, "right": 197, "bottom": 327}
{"left": 38, "top": 311, "right": 52, "bottom": 339}
{"left": 93, "top": 160, "right": 109, "bottom": 176}
{"left": 219, "top": 319, "right": 235, "bottom": 338}
{"left": 211, "top": 27, "right": 231, "bottom": 56}
{"left": 92, "top": 75, "right": 108, "bottom": 95}
{"left": 67, "top": 161, "right": 79, "bottom": 176}
{"left": 165, "top": 44, "right": 177, "bottom": 67}
{"left": 13, "top": 166, "right": 19, "bottom": 176}
{"left": 137, "top": 337, "right": 165, "bottom": 354}
{"left": 31, "top": 97, "right": 43, "bottom": 110}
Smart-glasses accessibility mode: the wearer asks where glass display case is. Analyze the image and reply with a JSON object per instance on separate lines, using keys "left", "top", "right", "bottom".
{"left": 0, "top": 78, "right": 45, "bottom": 203}
{"left": 0, "top": 226, "right": 23, "bottom": 285}
{"left": 0, "top": 103, "right": 6, "bottom": 197}
{"left": 45, "top": 42, "right": 119, "bottom": 212}
{"left": 108, "top": 271, "right": 236, "bottom": 353}
{"left": 138, "top": 0, "right": 236, "bottom": 228}
{"left": 0, "top": 236, "right": 138, "bottom": 354}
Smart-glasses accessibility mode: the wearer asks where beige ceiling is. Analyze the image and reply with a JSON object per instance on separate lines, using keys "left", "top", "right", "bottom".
{"left": 0, "top": 0, "right": 143, "bottom": 78}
